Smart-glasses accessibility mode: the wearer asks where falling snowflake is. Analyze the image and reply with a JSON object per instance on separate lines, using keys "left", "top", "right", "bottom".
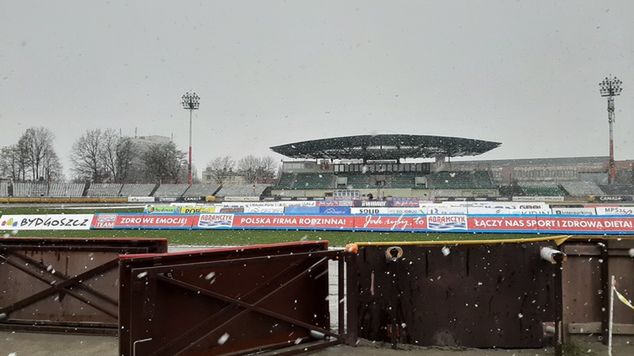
{"left": 136, "top": 272, "right": 148, "bottom": 279}
{"left": 217, "top": 332, "right": 230, "bottom": 345}
{"left": 441, "top": 246, "right": 450, "bottom": 256}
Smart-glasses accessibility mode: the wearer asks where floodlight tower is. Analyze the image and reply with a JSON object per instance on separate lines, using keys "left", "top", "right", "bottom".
{"left": 599, "top": 76, "right": 623, "bottom": 184}
{"left": 181, "top": 91, "right": 200, "bottom": 185}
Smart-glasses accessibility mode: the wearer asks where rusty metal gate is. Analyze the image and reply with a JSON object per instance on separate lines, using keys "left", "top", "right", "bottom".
{"left": 119, "top": 241, "right": 346, "bottom": 355}
{"left": 346, "top": 239, "right": 564, "bottom": 350}
{"left": 561, "top": 237, "right": 634, "bottom": 342}
{"left": 0, "top": 237, "right": 167, "bottom": 334}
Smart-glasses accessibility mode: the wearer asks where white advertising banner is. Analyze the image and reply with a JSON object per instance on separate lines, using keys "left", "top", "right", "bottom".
{"left": 596, "top": 206, "right": 634, "bottom": 215}
{"left": 350, "top": 207, "right": 425, "bottom": 215}
{"left": 468, "top": 207, "right": 553, "bottom": 215}
{"left": 423, "top": 205, "right": 468, "bottom": 215}
{"left": 550, "top": 207, "right": 597, "bottom": 215}
{"left": 128, "top": 196, "right": 155, "bottom": 203}
{"left": 243, "top": 206, "right": 285, "bottom": 213}
{"left": 0, "top": 214, "right": 93, "bottom": 230}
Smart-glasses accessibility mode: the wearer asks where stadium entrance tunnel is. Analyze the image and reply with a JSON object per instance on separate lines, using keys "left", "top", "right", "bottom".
{"left": 2, "top": 237, "right": 634, "bottom": 355}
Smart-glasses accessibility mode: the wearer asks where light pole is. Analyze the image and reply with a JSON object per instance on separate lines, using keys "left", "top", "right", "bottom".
{"left": 599, "top": 76, "right": 623, "bottom": 184}
{"left": 181, "top": 91, "right": 200, "bottom": 185}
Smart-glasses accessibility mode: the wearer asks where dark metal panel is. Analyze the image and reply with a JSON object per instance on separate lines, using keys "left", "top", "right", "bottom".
{"left": 348, "top": 242, "right": 560, "bottom": 348}
{"left": 119, "top": 241, "right": 343, "bottom": 356}
{"left": 560, "top": 238, "right": 634, "bottom": 344}
{"left": 0, "top": 237, "right": 167, "bottom": 334}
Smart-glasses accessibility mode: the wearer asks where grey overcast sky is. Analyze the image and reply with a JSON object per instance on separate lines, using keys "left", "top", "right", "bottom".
{"left": 1, "top": 1, "right": 633, "bottom": 177}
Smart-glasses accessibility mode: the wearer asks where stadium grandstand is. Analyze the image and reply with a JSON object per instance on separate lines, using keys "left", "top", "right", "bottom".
{"left": 182, "top": 184, "right": 220, "bottom": 197}
{"left": 47, "top": 183, "right": 85, "bottom": 197}
{"left": 0, "top": 182, "right": 8, "bottom": 197}
{"left": 153, "top": 184, "right": 190, "bottom": 198}
{"left": 270, "top": 134, "right": 634, "bottom": 200}
{"left": 270, "top": 134, "right": 502, "bottom": 199}
{"left": 86, "top": 183, "right": 123, "bottom": 197}
{"left": 119, "top": 184, "right": 157, "bottom": 197}
{"left": 216, "top": 184, "right": 270, "bottom": 199}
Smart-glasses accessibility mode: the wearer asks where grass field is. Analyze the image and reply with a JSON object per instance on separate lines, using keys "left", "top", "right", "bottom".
{"left": 0, "top": 228, "right": 547, "bottom": 247}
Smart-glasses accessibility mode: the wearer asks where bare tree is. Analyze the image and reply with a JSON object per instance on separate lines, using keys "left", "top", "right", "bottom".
{"left": 71, "top": 129, "right": 107, "bottom": 182}
{"left": 41, "top": 148, "right": 63, "bottom": 182}
{"left": 16, "top": 134, "right": 32, "bottom": 180}
{"left": 100, "top": 129, "right": 136, "bottom": 183}
{"left": 115, "top": 137, "right": 135, "bottom": 183}
{"left": 141, "top": 142, "right": 185, "bottom": 183}
{"left": 22, "top": 127, "right": 55, "bottom": 180}
{"left": 0, "top": 145, "right": 20, "bottom": 180}
{"left": 237, "top": 155, "right": 276, "bottom": 184}
{"left": 205, "top": 156, "right": 235, "bottom": 185}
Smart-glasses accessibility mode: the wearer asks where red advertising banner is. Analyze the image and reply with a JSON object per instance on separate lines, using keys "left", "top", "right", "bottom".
{"left": 468, "top": 216, "right": 634, "bottom": 233}
{"left": 89, "top": 213, "right": 634, "bottom": 234}
{"left": 353, "top": 215, "right": 428, "bottom": 231}
{"left": 468, "top": 216, "right": 537, "bottom": 231}
{"left": 105, "top": 214, "right": 197, "bottom": 229}
{"left": 232, "top": 215, "right": 355, "bottom": 229}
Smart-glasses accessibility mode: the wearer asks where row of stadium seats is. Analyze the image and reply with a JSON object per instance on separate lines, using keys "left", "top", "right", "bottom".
{"left": 216, "top": 184, "right": 270, "bottom": 197}
{"left": 12, "top": 182, "right": 86, "bottom": 197}
{"left": 0, "top": 182, "right": 224, "bottom": 198}
{"left": 426, "top": 171, "right": 495, "bottom": 189}
{"left": 517, "top": 182, "right": 566, "bottom": 197}
{"left": 271, "top": 171, "right": 632, "bottom": 197}
{"left": 274, "top": 171, "right": 497, "bottom": 190}
{"left": 0, "top": 182, "right": 9, "bottom": 197}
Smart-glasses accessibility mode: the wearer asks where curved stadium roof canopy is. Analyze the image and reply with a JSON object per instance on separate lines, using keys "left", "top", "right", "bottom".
{"left": 270, "top": 134, "right": 501, "bottom": 161}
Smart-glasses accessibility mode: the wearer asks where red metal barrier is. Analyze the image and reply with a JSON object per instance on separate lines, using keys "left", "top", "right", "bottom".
{"left": 0, "top": 237, "right": 167, "bottom": 334}
{"left": 119, "top": 241, "right": 345, "bottom": 355}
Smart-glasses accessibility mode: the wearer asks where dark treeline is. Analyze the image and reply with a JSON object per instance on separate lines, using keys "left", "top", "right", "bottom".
{"left": 1, "top": 127, "right": 276, "bottom": 185}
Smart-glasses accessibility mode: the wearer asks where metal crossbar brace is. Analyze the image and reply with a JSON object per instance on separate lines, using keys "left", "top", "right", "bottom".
{"left": 0, "top": 254, "right": 118, "bottom": 319}
{"left": 145, "top": 258, "right": 309, "bottom": 354}
{"left": 150, "top": 256, "right": 335, "bottom": 355}
{"left": 7, "top": 251, "right": 118, "bottom": 306}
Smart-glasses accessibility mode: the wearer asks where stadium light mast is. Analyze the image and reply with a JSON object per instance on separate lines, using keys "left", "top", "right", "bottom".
{"left": 181, "top": 91, "right": 200, "bottom": 185}
{"left": 599, "top": 76, "right": 623, "bottom": 184}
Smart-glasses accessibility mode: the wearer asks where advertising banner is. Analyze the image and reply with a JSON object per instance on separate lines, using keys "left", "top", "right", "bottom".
{"left": 82, "top": 212, "right": 634, "bottom": 234}
{"left": 99, "top": 214, "right": 197, "bottom": 229}
{"left": 550, "top": 207, "right": 596, "bottom": 215}
{"left": 354, "top": 215, "right": 427, "bottom": 231}
{"left": 595, "top": 206, "right": 634, "bottom": 215}
{"left": 179, "top": 206, "right": 217, "bottom": 214}
{"left": 319, "top": 206, "right": 351, "bottom": 215}
{"left": 424, "top": 206, "right": 468, "bottom": 215}
{"left": 468, "top": 207, "right": 552, "bottom": 215}
{"left": 243, "top": 206, "right": 285, "bottom": 213}
{"left": 468, "top": 216, "right": 634, "bottom": 233}
{"left": 593, "top": 196, "right": 634, "bottom": 202}
{"left": 284, "top": 206, "right": 321, "bottom": 214}
{"left": 0, "top": 214, "right": 93, "bottom": 230}
{"left": 197, "top": 214, "right": 234, "bottom": 229}
{"left": 128, "top": 196, "right": 155, "bottom": 203}
{"left": 468, "top": 216, "right": 537, "bottom": 231}
{"left": 91, "top": 214, "right": 117, "bottom": 229}
{"left": 350, "top": 207, "right": 425, "bottom": 215}
{"left": 145, "top": 205, "right": 180, "bottom": 214}
{"left": 232, "top": 214, "right": 355, "bottom": 229}
{"left": 386, "top": 198, "right": 420, "bottom": 207}
{"left": 512, "top": 196, "right": 565, "bottom": 202}
{"left": 427, "top": 215, "right": 468, "bottom": 231}
{"left": 315, "top": 200, "right": 354, "bottom": 207}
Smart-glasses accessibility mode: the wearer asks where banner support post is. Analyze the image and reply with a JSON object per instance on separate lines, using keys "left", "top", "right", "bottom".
{"left": 608, "top": 275, "right": 615, "bottom": 356}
